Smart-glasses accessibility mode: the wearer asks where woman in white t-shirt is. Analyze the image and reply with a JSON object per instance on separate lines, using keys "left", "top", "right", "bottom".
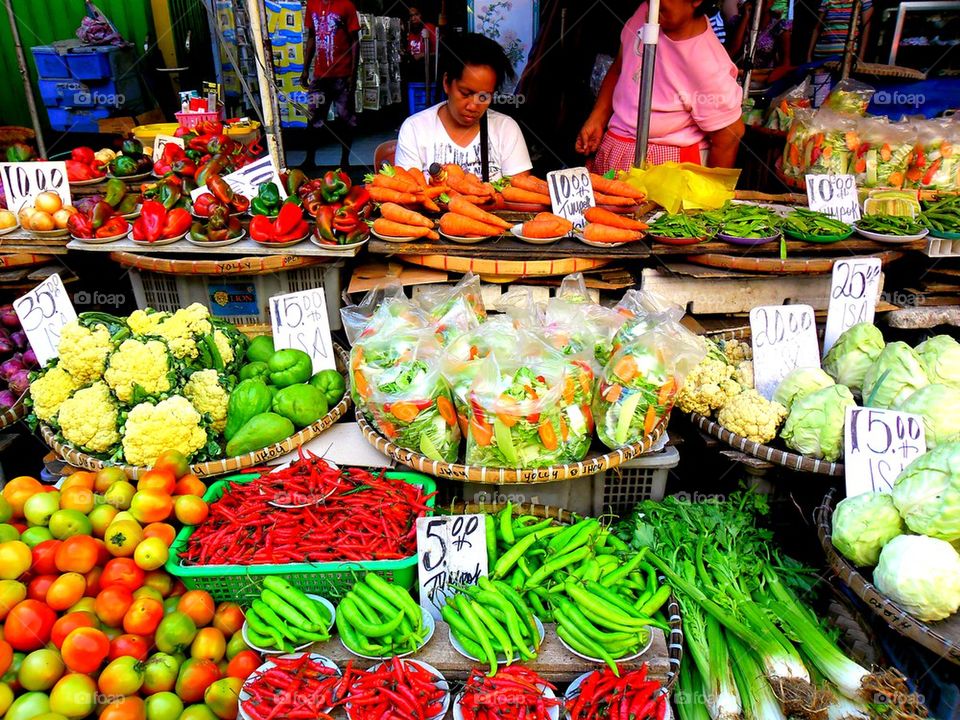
{"left": 395, "top": 33, "right": 532, "bottom": 181}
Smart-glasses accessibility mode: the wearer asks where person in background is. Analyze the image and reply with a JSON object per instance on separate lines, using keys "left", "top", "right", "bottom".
{"left": 300, "top": 0, "right": 361, "bottom": 170}
{"left": 807, "top": 0, "right": 872, "bottom": 61}
{"left": 728, "top": 0, "right": 793, "bottom": 80}
{"left": 407, "top": 6, "right": 437, "bottom": 64}
{"left": 395, "top": 33, "right": 532, "bottom": 181}
{"left": 576, "top": 0, "right": 745, "bottom": 170}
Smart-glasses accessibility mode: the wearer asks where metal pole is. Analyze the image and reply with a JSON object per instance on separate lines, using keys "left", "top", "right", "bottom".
{"left": 246, "top": 0, "right": 285, "bottom": 168}
{"left": 741, "top": 0, "right": 765, "bottom": 94}
{"left": 4, "top": 0, "right": 46, "bottom": 157}
{"left": 202, "top": 0, "right": 225, "bottom": 96}
{"left": 633, "top": 0, "right": 660, "bottom": 169}
{"left": 422, "top": 27, "right": 430, "bottom": 101}
{"left": 840, "top": 0, "right": 863, "bottom": 79}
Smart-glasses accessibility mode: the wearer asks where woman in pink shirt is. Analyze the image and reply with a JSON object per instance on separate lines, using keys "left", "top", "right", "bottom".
{"left": 576, "top": 0, "right": 745, "bottom": 170}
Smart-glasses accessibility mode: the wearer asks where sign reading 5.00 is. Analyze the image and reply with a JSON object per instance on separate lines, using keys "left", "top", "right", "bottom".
{"left": 417, "top": 514, "right": 487, "bottom": 621}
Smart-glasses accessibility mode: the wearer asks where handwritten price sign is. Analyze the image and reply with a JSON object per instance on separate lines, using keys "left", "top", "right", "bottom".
{"left": 13, "top": 274, "right": 77, "bottom": 366}
{"left": 749, "top": 304, "right": 821, "bottom": 400}
{"left": 417, "top": 514, "right": 488, "bottom": 620}
{"left": 806, "top": 174, "right": 861, "bottom": 224}
{"left": 269, "top": 288, "right": 335, "bottom": 373}
{"left": 845, "top": 407, "right": 926, "bottom": 497}
{"left": 153, "top": 134, "right": 184, "bottom": 158}
{"left": 191, "top": 155, "right": 286, "bottom": 202}
{"left": 547, "top": 167, "right": 595, "bottom": 230}
{"left": 823, "top": 258, "right": 883, "bottom": 355}
{"left": 0, "top": 162, "right": 71, "bottom": 214}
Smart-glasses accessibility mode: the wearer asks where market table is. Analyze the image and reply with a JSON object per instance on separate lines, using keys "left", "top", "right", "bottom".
{"left": 0, "top": 229, "right": 69, "bottom": 255}
{"left": 66, "top": 235, "right": 361, "bottom": 258}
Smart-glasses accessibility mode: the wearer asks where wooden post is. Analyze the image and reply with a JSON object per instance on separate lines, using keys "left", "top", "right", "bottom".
{"left": 245, "top": 0, "right": 285, "bottom": 169}
{"left": 4, "top": 0, "right": 46, "bottom": 157}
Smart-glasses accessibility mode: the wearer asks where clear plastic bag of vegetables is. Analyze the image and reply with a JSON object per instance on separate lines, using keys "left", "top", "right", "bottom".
{"left": 463, "top": 346, "right": 593, "bottom": 468}
{"left": 496, "top": 286, "right": 545, "bottom": 329}
{"left": 353, "top": 328, "right": 461, "bottom": 461}
{"left": 907, "top": 119, "right": 959, "bottom": 190}
{"left": 823, "top": 78, "right": 875, "bottom": 116}
{"left": 764, "top": 78, "right": 812, "bottom": 131}
{"left": 610, "top": 289, "right": 684, "bottom": 358}
{"left": 804, "top": 110, "right": 858, "bottom": 178}
{"left": 853, "top": 117, "right": 914, "bottom": 188}
{"left": 340, "top": 282, "right": 427, "bottom": 345}
{"left": 440, "top": 315, "right": 521, "bottom": 418}
{"left": 593, "top": 323, "right": 705, "bottom": 449}
{"left": 782, "top": 108, "right": 816, "bottom": 181}
{"left": 416, "top": 272, "right": 487, "bottom": 346}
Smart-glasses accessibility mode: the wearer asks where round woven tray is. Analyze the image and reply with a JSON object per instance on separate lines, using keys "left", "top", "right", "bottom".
{"left": 0, "top": 397, "right": 26, "bottom": 429}
{"left": 686, "top": 249, "right": 904, "bottom": 275}
{"left": 357, "top": 410, "right": 668, "bottom": 484}
{"left": 109, "top": 251, "right": 326, "bottom": 276}
{"left": 816, "top": 489, "right": 960, "bottom": 664}
{"left": 438, "top": 499, "right": 684, "bottom": 691}
{"left": 40, "top": 344, "right": 352, "bottom": 480}
{"left": 397, "top": 254, "right": 612, "bottom": 282}
{"left": 0, "top": 253, "right": 54, "bottom": 269}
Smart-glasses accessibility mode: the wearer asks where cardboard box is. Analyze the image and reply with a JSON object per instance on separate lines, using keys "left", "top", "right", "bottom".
{"left": 98, "top": 108, "right": 164, "bottom": 135}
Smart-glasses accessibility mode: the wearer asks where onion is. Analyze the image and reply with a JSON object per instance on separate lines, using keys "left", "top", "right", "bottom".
{"left": 74, "top": 195, "right": 102, "bottom": 215}
{"left": 0, "top": 338, "right": 13, "bottom": 356}
{"left": 7, "top": 369, "right": 29, "bottom": 395}
{"left": 0, "top": 305, "right": 19, "bottom": 329}
{"left": 0, "top": 356, "right": 24, "bottom": 380}
{"left": 22, "top": 349, "right": 37, "bottom": 367}
{"left": 0, "top": 389, "right": 16, "bottom": 410}
{"left": 10, "top": 330, "right": 26, "bottom": 349}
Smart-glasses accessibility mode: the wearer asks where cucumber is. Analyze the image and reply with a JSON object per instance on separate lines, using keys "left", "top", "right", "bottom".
{"left": 615, "top": 391, "right": 644, "bottom": 446}
{"left": 494, "top": 418, "right": 517, "bottom": 465}
{"left": 419, "top": 432, "right": 444, "bottom": 461}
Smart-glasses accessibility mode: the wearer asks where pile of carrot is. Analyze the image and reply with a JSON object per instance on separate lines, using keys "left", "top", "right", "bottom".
{"left": 440, "top": 196, "right": 511, "bottom": 238}
{"left": 372, "top": 202, "right": 439, "bottom": 240}
{"left": 582, "top": 206, "right": 648, "bottom": 243}
{"left": 366, "top": 164, "right": 448, "bottom": 212}
{"left": 503, "top": 175, "right": 552, "bottom": 206}
{"left": 521, "top": 212, "right": 573, "bottom": 238}
{"left": 590, "top": 172, "right": 646, "bottom": 207}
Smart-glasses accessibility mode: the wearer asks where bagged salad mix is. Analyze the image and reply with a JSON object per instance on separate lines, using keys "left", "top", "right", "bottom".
{"left": 416, "top": 272, "right": 487, "bottom": 346}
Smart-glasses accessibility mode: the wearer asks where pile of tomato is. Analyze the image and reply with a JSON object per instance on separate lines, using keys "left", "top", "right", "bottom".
{"left": 0, "top": 450, "right": 261, "bottom": 720}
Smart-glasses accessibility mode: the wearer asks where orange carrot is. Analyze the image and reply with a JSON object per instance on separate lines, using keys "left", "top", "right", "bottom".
{"left": 372, "top": 174, "right": 420, "bottom": 193}
{"left": 509, "top": 175, "right": 550, "bottom": 194}
{"left": 594, "top": 192, "right": 637, "bottom": 207}
{"left": 444, "top": 164, "right": 465, "bottom": 179}
{"left": 380, "top": 203, "right": 434, "bottom": 228}
{"left": 407, "top": 167, "right": 429, "bottom": 189}
{"left": 373, "top": 218, "right": 433, "bottom": 238}
{"left": 421, "top": 196, "right": 441, "bottom": 213}
{"left": 589, "top": 173, "right": 646, "bottom": 200}
{"left": 439, "top": 213, "right": 503, "bottom": 237}
{"left": 584, "top": 206, "right": 648, "bottom": 231}
{"left": 521, "top": 220, "right": 566, "bottom": 238}
{"left": 368, "top": 187, "right": 420, "bottom": 204}
{"left": 449, "top": 197, "right": 512, "bottom": 230}
{"left": 501, "top": 187, "right": 552, "bottom": 205}
{"left": 391, "top": 166, "right": 419, "bottom": 185}
{"left": 421, "top": 185, "right": 449, "bottom": 199}
{"left": 426, "top": 229, "right": 440, "bottom": 240}
{"left": 447, "top": 190, "right": 496, "bottom": 205}
{"left": 448, "top": 174, "right": 493, "bottom": 197}
{"left": 533, "top": 212, "right": 573, "bottom": 233}
{"left": 583, "top": 223, "right": 643, "bottom": 243}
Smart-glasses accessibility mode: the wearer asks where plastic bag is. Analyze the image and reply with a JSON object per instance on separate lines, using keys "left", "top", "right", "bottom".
{"left": 852, "top": 117, "right": 914, "bottom": 188}
{"left": 351, "top": 329, "right": 461, "bottom": 462}
{"left": 440, "top": 316, "right": 521, "bottom": 417}
{"left": 496, "top": 287, "right": 545, "bottom": 329}
{"left": 906, "top": 119, "right": 960, "bottom": 191}
{"left": 782, "top": 108, "right": 816, "bottom": 181}
{"left": 824, "top": 79, "right": 875, "bottom": 116}
{"left": 416, "top": 273, "right": 486, "bottom": 346}
{"left": 340, "top": 283, "right": 427, "bottom": 345}
{"left": 593, "top": 322, "right": 706, "bottom": 449}
{"left": 619, "top": 162, "right": 738, "bottom": 214}
{"left": 610, "top": 289, "right": 685, "bottom": 358}
{"left": 764, "top": 78, "right": 813, "bottom": 131}
{"left": 804, "top": 110, "right": 858, "bottom": 177}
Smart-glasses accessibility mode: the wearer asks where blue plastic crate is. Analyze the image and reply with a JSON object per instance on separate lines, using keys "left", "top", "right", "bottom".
{"left": 64, "top": 46, "right": 116, "bottom": 81}
{"left": 407, "top": 82, "right": 438, "bottom": 115}
{"left": 30, "top": 46, "right": 70, "bottom": 79}
{"left": 38, "top": 79, "right": 83, "bottom": 107}
{"left": 46, "top": 107, "right": 110, "bottom": 132}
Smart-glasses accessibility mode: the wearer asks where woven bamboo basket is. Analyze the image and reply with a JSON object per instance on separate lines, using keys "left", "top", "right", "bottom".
{"left": 109, "top": 251, "right": 326, "bottom": 276}
{"left": 0, "top": 397, "right": 26, "bottom": 429}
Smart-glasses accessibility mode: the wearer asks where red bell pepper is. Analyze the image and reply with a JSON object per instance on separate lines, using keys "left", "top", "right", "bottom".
{"left": 230, "top": 194, "right": 250, "bottom": 214}
{"left": 138, "top": 200, "right": 167, "bottom": 243}
{"left": 249, "top": 214, "right": 274, "bottom": 242}
{"left": 193, "top": 193, "right": 221, "bottom": 217}
{"left": 162, "top": 208, "right": 192, "bottom": 239}
{"left": 71, "top": 147, "right": 95, "bottom": 165}
{"left": 67, "top": 212, "right": 94, "bottom": 239}
{"left": 333, "top": 206, "right": 363, "bottom": 233}
{"left": 206, "top": 174, "right": 234, "bottom": 205}
{"left": 95, "top": 216, "right": 128, "bottom": 238}
{"left": 342, "top": 185, "right": 371, "bottom": 212}
{"left": 275, "top": 202, "right": 303, "bottom": 236}
{"left": 274, "top": 219, "right": 309, "bottom": 243}
{"left": 316, "top": 205, "right": 337, "bottom": 243}
{"left": 65, "top": 160, "right": 95, "bottom": 182}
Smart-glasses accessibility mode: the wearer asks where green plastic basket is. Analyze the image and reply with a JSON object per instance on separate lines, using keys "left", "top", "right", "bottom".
{"left": 164, "top": 470, "right": 436, "bottom": 603}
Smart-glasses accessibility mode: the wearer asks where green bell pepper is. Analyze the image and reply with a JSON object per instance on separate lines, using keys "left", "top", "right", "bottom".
{"left": 104, "top": 178, "right": 127, "bottom": 207}
{"left": 246, "top": 335, "right": 275, "bottom": 364}
{"left": 250, "top": 198, "right": 275, "bottom": 216}
{"left": 224, "top": 378, "right": 274, "bottom": 441}
{"left": 110, "top": 154, "right": 138, "bottom": 177}
{"left": 116, "top": 194, "right": 139, "bottom": 215}
{"left": 225, "top": 412, "right": 295, "bottom": 457}
{"left": 238, "top": 361, "right": 270, "bottom": 382}
{"left": 267, "top": 349, "right": 312, "bottom": 388}
{"left": 272, "top": 384, "right": 328, "bottom": 428}
{"left": 258, "top": 182, "right": 281, "bottom": 207}
{"left": 309, "top": 369, "right": 346, "bottom": 406}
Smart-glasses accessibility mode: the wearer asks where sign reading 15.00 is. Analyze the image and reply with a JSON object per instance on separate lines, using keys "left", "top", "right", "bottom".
{"left": 844, "top": 407, "right": 926, "bottom": 497}
{"left": 269, "top": 287, "right": 335, "bottom": 374}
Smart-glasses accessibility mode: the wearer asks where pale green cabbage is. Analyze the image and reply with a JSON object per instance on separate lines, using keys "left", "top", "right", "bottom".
{"left": 862, "top": 341, "right": 930, "bottom": 409}
{"left": 780, "top": 384, "right": 856, "bottom": 461}
{"left": 892, "top": 442, "right": 960, "bottom": 542}
{"left": 832, "top": 492, "right": 905, "bottom": 566}
{"left": 874, "top": 535, "right": 960, "bottom": 621}
{"left": 896, "top": 384, "right": 960, "bottom": 449}
{"left": 773, "top": 367, "right": 835, "bottom": 412}
{"left": 822, "top": 323, "right": 885, "bottom": 395}
{"left": 915, "top": 335, "right": 960, "bottom": 390}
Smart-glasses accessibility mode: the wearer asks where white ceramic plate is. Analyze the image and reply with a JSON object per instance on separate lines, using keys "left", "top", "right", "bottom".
{"left": 28, "top": 227, "right": 70, "bottom": 238}
{"left": 573, "top": 231, "right": 627, "bottom": 248}
{"left": 854, "top": 224, "right": 929, "bottom": 243}
{"left": 121, "top": 205, "right": 142, "bottom": 220}
{"left": 107, "top": 170, "right": 153, "bottom": 181}
{"left": 253, "top": 231, "right": 309, "bottom": 248}
{"left": 452, "top": 683, "right": 560, "bottom": 720}
{"left": 557, "top": 627, "right": 652, "bottom": 664}
{"left": 439, "top": 230, "right": 492, "bottom": 244}
{"left": 371, "top": 228, "right": 419, "bottom": 243}
{"left": 346, "top": 659, "right": 450, "bottom": 720}
{"left": 239, "top": 653, "right": 340, "bottom": 720}
{"left": 187, "top": 229, "right": 246, "bottom": 247}
{"left": 240, "top": 593, "right": 336, "bottom": 654}
{"left": 71, "top": 230, "right": 128, "bottom": 244}
{"left": 69, "top": 176, "right": 105, "bottom": 187}
{"left": 128, "top": 228, "right": 188, "bottom": 246}
{"left": 310, "top": 234, "right": 368, "bottom": 252}
{"left": 449, "top": 615, "right": 545, "bottom": 665}
{"left": 509, "top": 223, "right": 566, "bottom": 245}
{"left": 0, "top": 224, "right": 20, "bottom": 237}
{"left": 340, "top": 609, "right": 435, "bottom": 660}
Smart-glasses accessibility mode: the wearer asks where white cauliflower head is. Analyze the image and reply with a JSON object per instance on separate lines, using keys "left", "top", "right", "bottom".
{"left": 183, "top": 369, "right": 229, "bottom": 433}
{"left": 57, "top": 321, "right": 113, "bottom": 385}
{"left": 716, "top": 389, "right": 787, "bottom": 444}
{"left": 122, "top": 394, "right": 209, "bottom": 467}
{"left": 29, "top": 365, "right": 81, "bottom": 424}
{"left": 103, "top": 338, "right": 176, "bottom": 403}
{"left": 58, "top": 381, "right": 120, "bottom": 454}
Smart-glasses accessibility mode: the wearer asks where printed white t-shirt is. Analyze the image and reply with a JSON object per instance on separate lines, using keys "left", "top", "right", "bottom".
{"left": 394, "top": 103, "right": 533, "bottom": 181}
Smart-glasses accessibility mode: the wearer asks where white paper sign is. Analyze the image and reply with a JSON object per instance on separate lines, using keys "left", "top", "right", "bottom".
{"left": 844, "top": 407, "right": 926, "bottom": 497}
{"left": 13, "top": 274, "right": 77, "bottom": 366}
{"left": 191, "top": 155, "right": 286, "bottom": 202}
{"left": 547, "top": 167, "right": 595, "bottom": 231}
{"left": 0, "top": 162, "right": 71, "bottom": 214}
{"left": 269, "top": 287, "right": 335, "bottom": 373}
{"left": 806, "top": 174, "right": 861, "bottom": 223}
{"left": 749, "top": 304, "right": 821, "bottom": 400}
{"left": 417, "top": 514, "right": 488, "bottom": 620}
{"left": 823, "top": 258, "right": 883, "bottom": 355}
{"left": 153, "top": 134, "right": 184, "bottom": 157}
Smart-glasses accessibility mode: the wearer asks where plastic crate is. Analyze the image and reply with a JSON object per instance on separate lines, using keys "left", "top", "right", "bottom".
{"left": 64, "top": 46, "right": 116, "bottom": 81}
{"left": 408, "top": 82, "right": 438, "bottom": 115}
{"left": 878, "top": 620, "right": 960, "bottom": 719}
{"left": 926, "top": 236, "right": 960, "bottom": 257}
{"left": 127, "top": 262, "right": 343, "bottom": 330}
{"left": 30, "top": 46, "right": 70, "bottom": 79}
{"left": 45, "top": 107, "right": 110, "bottom": 132}
{"left": 165, "top": 471, "right": 437, "bottom": 603}
{"left": 39, "top": 77, "right": 142, "bottom": 109}
{"left": 176, "top": 109, "right": 226, "bottom": 129}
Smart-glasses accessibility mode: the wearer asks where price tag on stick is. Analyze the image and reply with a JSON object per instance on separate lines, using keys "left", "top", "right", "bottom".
{"left": 417, "top": 514, "right": 488, "bottom": 620}
{"left": 153, "top": 135, "right": 184, "bottom": 157}
{"left": 806, "top": 174, "right": 861, "bottom": 224}
{"left": 191, "top": 155, "right": 286, "bottom": 202}
{"left": 269, "top": 287, "right": 335, "bottom": 373}
{"left": 0, "top": 161, "right": 71, "bottom": 214}
{"left": 749, "top": 304, "right": 821, "bottom": 400}
{"left": 845, "top": 407, "right": 926, "bottom": 497}
{"left": 547, "top": 167, "right": 595, "bottom": 230}
{"left": 13, "top": 274, "right": 77, "bottom": 366}
{"left": 823, "top": 257, "right": 882, "bottom": 355}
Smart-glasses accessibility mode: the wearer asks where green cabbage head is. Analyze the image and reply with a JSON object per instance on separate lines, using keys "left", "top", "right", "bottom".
{"left": 874, "top": 534, "right": 960, "bottom": 621}
{"left": 832, "top": 492, "right": 904, "bottom": 566}
{"left": 780, "top": 384, "right": 856, "bottom": 461}
{"left": 915, "top": 335, "right": 960, "bottom": 390}
{"left": 822, "top": 323, "right": 885, "bottom": 394}
{"left": 773, "top": 367, "right": 835, "bottom": 412}
{"left": 892, "top": 442, "right": 960, "bottom": 541}
{"left": 896, "top": 384, "right": 960, "bottom": 449}
{"left": 862, "top": 341, "right": 930, "bottom": 409}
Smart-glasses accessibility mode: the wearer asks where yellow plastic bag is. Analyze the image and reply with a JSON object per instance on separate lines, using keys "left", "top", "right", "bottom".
{"left": 619, "top": 162, "right": 740, "bottom": 214}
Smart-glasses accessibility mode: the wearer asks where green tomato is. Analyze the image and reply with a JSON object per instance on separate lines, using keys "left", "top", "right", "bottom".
{"left": 0, "top": 495, "right": 12, "bottom": 523}
{"left": 225, "top": 631, "right": 251, "bottom": 660}
{"left": 179, "top": 704, "right": 218, "bottom": 720}
{"left": 5, "top": 691, "right": 51, "bottom": 720}
{"left": 49, "top": 672, "right": 97, "bottom": 718}
{"left": 19, "top": 527, "right": 54, "bottom": 548}
{"left": 48, "top": 510, "right": 92, "bottom": 540}
{"left": 145, "top": 692, "right": 184, "bottom": 720}
{"left": 23, "top": 492, "right": 60, "bottom": 527}
{"left": 0, "top": 523, "right": 20, "bottom": 543}
{"left": 19, "top": 648, "right": 65, "bottom": 691}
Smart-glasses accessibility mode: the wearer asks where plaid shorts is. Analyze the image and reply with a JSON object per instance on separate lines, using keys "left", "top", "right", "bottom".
{"left": 588, "top": 130, "right": 703, "bottom": 173}
{"left": 308, "top": 77, "right": 357, "bottom": 128}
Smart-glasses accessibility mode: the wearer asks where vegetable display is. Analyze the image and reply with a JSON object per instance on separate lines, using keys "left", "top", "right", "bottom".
{"left": 132, "top": 200, "right": 192, "bottom": 242}
{"left": 920, "top": 194, "right": 960, "bottom": 235}
{"left": 566, "top": 664, "right": 668, "bottom": 720}
{"left": 0, "top": 305, "right": 37, "bottom": 410}
{"left": 457, "top": 666, "right": 560, "bottom": 720}
{"left": 248, "top": 202, "right": 309, "bottom": 244}
{"left": 702, "top": 202, "right": 782, "bottom": 239}
{"left": 189, "top": 204, "right": 244, "bottom": 243}
{"left": 107, "top": 138, "right": 152, "bottom": 177}
{"left": 855, "top": 213, "right": 926, "bottom": 236}
{"left": 240, "top": 654, "right": 342, "bottom": 720}
{"left": 783, "top": 208, "right": 853, "bottom": 238}
{"left": 65, "top": 146, "right": 107, "bottom": 182}
{"left": 647, "top": 212, "right": 713, "bottom": 240}
{"left": 337, "top": 574, "right": 430, "bottom": 657}
{"left": 243, "top": 577, "right": 332, "bottom": 652}
{"left": 341, "top": 657, "right": 448, "bottom": 720}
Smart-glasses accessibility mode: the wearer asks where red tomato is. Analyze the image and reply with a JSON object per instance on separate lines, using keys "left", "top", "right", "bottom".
{"left": 54, "top": 535, "right": 99, "bottom": 573}
{"left": 212, "top": 602, "right": 245, "bottom": 637}
{"left": 95, "top": 585, "right": 134, "bottom": 628}
{"left": 61, "top": 626, "right": 110, "bottom": 673}
{"left": 109, "top": 634, "right": 149, "bottom": 661}
{"left": 51, "top": 611, "right": 98, "bottom": 649}
{"left": 4, "top": 599, "right": 57, "bottom": 651}
{"left": 190, "top": 627, "right": 226, "bottom": 662}
{"left": 45, "top": 571, "right": 87, "bottom": 611}
{"left": 142, "top": 571, "right": 173, "bottom": 597}
{"left": 30, "top": 539, "right": 61, "bottom": 575}
{"left": 174, "top": 657, "right": 221, "bottom": 703}
{"left": 153, "top": 450, "right": 189, "bottom": 480}
{"left": 100, "top": 558, "right": 145, "bottom": 592}
{"left": 226, "top": 650, "right": 261, "bottom": 680}
{"left": 26, "top": 574, "right": 57, "bottom": 602}
{"left": 0, "top": 639, "right": 13, "bottom": 676}
{"left": 99, "top": 695, "right": 146, "bottom": 720}
{"left": 122, "top": 596, "right": 164, "bottom": 636}
{"left": 177, "top": 590, "right": 215, "bottom": 628}
{"left": 93, "top": 537, "right": 111, "bottom": 565}
{"left": 136, "top": 469, "right": 176, "bottom": 494}
{"left": 84, "top": 566, "right": 103, "bottom": 597}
